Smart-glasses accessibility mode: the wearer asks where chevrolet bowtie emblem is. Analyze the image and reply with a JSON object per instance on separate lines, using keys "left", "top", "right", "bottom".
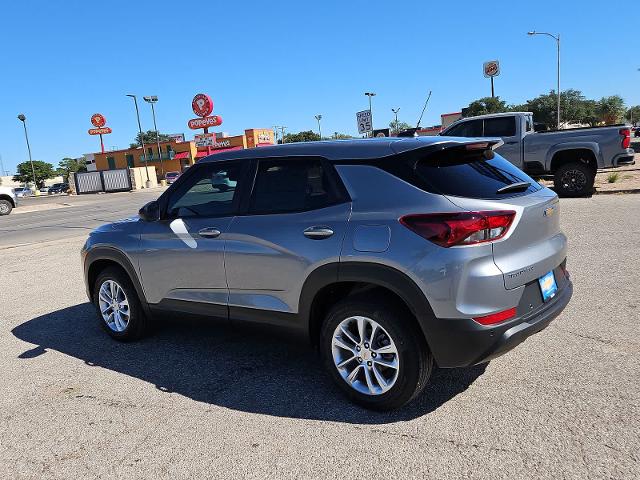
{"left": 544, "top": 206, "right": 555, "bottom": 217}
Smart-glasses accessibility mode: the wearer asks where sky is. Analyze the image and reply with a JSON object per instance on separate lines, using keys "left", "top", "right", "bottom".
{"left": 0, "top": 0, "right": 637, "bottom": 175}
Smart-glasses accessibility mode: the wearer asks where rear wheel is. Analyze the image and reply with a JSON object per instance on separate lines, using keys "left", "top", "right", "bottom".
{"left": 320, "top": 296, "right": 433, "bottom": 410}
{"left": 554, "top": 162, "right": 594, "bottom": 197}
{"left": 0, "top": 200, "right": 12, "bottom": 215}
{"left": 93, "top": 267, "right": 149, "bottom": 341}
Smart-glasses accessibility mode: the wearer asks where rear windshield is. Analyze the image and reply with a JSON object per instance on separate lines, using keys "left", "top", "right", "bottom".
{"left": 414, "top": 150, "right": 542, "bottom": 199}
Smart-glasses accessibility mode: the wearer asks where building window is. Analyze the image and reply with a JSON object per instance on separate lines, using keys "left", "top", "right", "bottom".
{"left": 107, "top": 157, "right": 116, "bottom": 170}
{"left": 147, "top": 147, "right": 153, "bottom": 159}
{"left": 126, "top": 154, "right": 135, "bottom": 168}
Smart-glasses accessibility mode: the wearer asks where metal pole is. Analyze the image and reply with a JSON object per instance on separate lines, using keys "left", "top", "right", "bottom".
{"left": 20, "top": 119, "right": 37, "bottom": 189}
{"left": 150, "top": 102, "right": 164, "bottom": 176}
{"left": 368, "top": 95, "right": 373, "bottom": 137}
{"left": 0, "top": 153, "right": 5, "bottom": 177}
{"left": 392, "top": 108, "right": 400, "bottom": 133}
{"left": 556, "top": 34, "right": 561, "bottom": 130}
{"left": 315, "top": 115, "right": 322, "bottom": 139}
{"left": 491, "top": 77, "right": 495, "bottom": 98}
{"left": 127, "top": 95, "right": 149, "bottom": 186}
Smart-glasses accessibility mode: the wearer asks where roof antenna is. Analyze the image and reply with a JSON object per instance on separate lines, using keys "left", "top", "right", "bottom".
{"left": 415, "top": 90, "right": 432, "bottom": 129}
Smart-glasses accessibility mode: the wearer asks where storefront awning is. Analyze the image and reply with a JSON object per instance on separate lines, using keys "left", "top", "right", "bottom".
{"left": 173, "top": 151, "right": 190, "bottom": 160}
{"left": 195, "top": 146, "right": 244, "bottom": 158}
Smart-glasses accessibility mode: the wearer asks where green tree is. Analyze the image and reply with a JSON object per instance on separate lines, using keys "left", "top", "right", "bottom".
{"left": 581, "top": 100, "right": 600, "bottom": 127}
{"left": 281, "top": 130, "right": 321, "bottom": 143}
{"left": 332, "top": 132, "right": 354, "bottom": 140}
{"left": 597, "top": 95, "right": 625, "bottom": 125}
{"left": 625, "top": 106, "right": 640, "bottom": 125}
{"left": 464, "top": 97, "right": 510, "bottom": 117}
{"left": 56, "top": 157, "right": 86, "bottom": 181}
{"left": 389, "top": 120, "right": 413, "bottom": 134}
{"left": 13, "top": 161, "right": 55, "bottom": 188}
{"left": 130, "top": 130, "right": 173, "bottom": 148}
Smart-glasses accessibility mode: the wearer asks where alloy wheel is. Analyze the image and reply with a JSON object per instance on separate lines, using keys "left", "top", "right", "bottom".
{"left": 331, "top": 316, "right": 400, "bottom": 396}
{"left": 98, "top": 280, "right": 130, "bottom": 332}
{"left": 560, "top": 168, "right": 587, "bottom": 193}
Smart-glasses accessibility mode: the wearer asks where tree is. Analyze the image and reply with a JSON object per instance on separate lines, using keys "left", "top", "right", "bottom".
{"left": 281, "top": 130, "right": 321, "bottom": 143}
{"left": 13, "top": 161, "right": 55, "bottom": 188}
{"left": 332, "top": 132, "right": 354, "bottom": 140}
{"left": 625, "top": 106, "right": 640, "bottom": 125}
{"left": 581, "top": 100, "right": 600, "bottom": 127}
{"left": 464, "top": 97, "right": 510, "bottom": 117}
{"left": 389, "top": 120, "right": 413, "bottom": 134}
{"left": 56, "top": 157, "right": 86, "bottom": 181}
{"left": 597, "top": 95, "right": 625, "bottom": 125}
{"left": 130, "top": 130, "right": 173, "bottom": 148}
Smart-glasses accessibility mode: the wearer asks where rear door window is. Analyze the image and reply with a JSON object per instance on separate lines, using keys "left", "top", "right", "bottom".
{"left": 414, "top": 151, "right": 542, "bottom": 199}
{"left": 483, "top": 117, "right": 516, "bottom": 137}
{"left": 445, "top": 119, "right": 483, "bottom": 137}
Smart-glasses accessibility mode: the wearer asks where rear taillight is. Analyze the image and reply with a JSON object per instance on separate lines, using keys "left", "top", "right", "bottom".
{"left": 399, "top": 210, "right": 515, "bottom": 247}
{"left": 620, "top": 128, "right": 631, "bottom": 149}
{"left": 473, "top": 307, "right": 517, "bottom": 325}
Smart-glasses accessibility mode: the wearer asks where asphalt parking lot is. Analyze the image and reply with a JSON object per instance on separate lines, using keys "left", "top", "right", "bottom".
{"left": 1, "top": 192, "right": 638, "bottom": 479}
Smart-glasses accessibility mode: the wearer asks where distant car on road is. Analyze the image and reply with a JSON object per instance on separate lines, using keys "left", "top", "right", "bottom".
{"left": 14, "top": 187, "right": 33, "bottom": 198}
{"left": 164, "top": 171, "right": 181, "bottom": 184}
{"left": 39, "top": 186, "right": 50, "bottom": 194}
{"left": 0, "top": 186, "right": 17, "bottom": 215}
{"left": 48, "top": 183, "right": 69, "bottom": 195}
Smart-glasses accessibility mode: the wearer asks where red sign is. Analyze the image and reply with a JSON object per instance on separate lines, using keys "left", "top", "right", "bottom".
{"left": 483, "top": 60, "right": 500, "bottom": 78}
{"left": 188, "top": 116, "right": 223, "bottom": 130}
{"left": 192, "top": 93, "right": 214, "bottom": 117}
{"left": 91, "top": 113, "right": 106, "bottom": 128}
{"left": 88, "top": 127, "right": 112, "bottom": 135}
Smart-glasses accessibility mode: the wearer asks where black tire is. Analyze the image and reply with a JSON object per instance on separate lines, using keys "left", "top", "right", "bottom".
{"left": 0, "top": 199, "right": 13, "bottom": 215}
{"left": 553, "top": 162, "right": 595, "bottom": 197}
{"left": 93, "top": 267, "right": 149, "bottom": 341}
{"left": 320, "top": 295, "right": 433, "bottom": 410}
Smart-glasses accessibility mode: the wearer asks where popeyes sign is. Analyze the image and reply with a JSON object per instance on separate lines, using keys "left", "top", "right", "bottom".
{"left": 188, "top": 93, "right": 223, "bottom": 131}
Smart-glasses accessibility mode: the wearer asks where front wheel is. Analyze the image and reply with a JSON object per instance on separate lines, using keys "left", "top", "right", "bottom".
{"left": 0, "top": 200, "right": 13, "bottom": 215}
{"left": 553, "top": 162, "right": 595, "bottom": 197}
{"left": 320, "top": 296, "right": 433, "bottom": 410}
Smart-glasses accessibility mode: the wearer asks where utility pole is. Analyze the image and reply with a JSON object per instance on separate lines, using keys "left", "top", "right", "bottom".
{"left": 17, "top": 114, "right": 38, "bottom": 192}
{"left": 144, "top": 96, "right": 164, "bottom": 178}
{"left": 280, "top": 126, "right": 287, "bottom": 144}
{"left": 126, "top": 94, "right": 150, "bottom": 187}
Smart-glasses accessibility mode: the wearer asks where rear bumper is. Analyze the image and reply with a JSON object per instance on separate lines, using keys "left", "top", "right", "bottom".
{"left": 611, "top": 151, "right": 636, "bottom": 167}
{"left": 428, "top": 270, "right": 572, "bottom": 368}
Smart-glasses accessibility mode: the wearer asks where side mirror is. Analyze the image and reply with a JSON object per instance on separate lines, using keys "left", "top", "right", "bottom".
{"left": 139, "top": 200, "right": 160, "bottom": 222}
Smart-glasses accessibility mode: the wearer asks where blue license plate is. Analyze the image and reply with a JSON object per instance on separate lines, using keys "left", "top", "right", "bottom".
{"left": 538, "top": 270, "right": 558, "bottom": 302}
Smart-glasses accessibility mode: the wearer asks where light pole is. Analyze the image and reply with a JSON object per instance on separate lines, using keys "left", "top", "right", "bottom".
{"left": 280, "top": 126, "right": 287, "bottom": 144}
{"left": 314, "top": 115, "right": 323, "bottom": 139}
{"left": 392, "top": 108, "right": 400, "bottom": 133}
{"left": 528, "top": 31, "right": 561, "bottom": 129}
{"left": 143, "top": 95, "right": 164, "bottom": 178}
{"left": 17, "top": 114, "right": 38, "bottom": 193}
{"left": 0, "top": 154, "right": 5, "bottom": 177}
{"left": 126, "top": 94, "right": 150, "bottom": 187}
{"left": 365, "top": 92, "right": 376, "bottom": 137}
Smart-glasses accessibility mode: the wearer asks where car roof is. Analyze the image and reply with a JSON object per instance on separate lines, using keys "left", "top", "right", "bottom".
{"left": 198, "top": 137, "right": 499, "bottom": 163}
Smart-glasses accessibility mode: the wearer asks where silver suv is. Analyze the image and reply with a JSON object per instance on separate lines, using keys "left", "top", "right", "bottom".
{"left": 82, "top": 137, "right": 573, "bottom": 410}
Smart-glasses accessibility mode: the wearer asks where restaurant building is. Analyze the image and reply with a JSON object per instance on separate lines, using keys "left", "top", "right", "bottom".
{"left": 88, "top": 128, "right": 275, "bottom": 178}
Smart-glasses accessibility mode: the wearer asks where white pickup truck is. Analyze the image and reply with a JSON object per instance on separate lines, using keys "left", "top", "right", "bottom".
{"left": 0, "top": 186, "right": 17, "bottom": 215}
{"left": 441, "top": 112, "right": 635, "bottom": 196}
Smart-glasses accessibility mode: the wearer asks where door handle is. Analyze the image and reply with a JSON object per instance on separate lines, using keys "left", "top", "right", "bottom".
{"left": 303, "top": 226, "right": 334, "bottom": 239}
{"left": 198, "top": 227, "right": 221, "bottom": 238}
{"left": 504, "top": 141, "right": 518, "bottom": 145}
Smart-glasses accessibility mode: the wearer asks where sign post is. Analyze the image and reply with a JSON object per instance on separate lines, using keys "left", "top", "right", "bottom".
{"left": 356, "top": 110, "right": 372, "bottom": 136}
{"left": 188, "top": 93, "right": 223, "bottom": 157}
{"left": 483, "top": 60, "right": 500, "bottom": 98}
{"left": 89, "top": 114, "right": 111, "bottom": 153}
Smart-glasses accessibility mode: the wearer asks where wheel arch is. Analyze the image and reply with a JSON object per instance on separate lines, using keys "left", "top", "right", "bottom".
{"left": 547, "top": 144, "right": 600, "bottom": 173}
{"left": 0, "top": 194, "right": 15, "bottom": 207}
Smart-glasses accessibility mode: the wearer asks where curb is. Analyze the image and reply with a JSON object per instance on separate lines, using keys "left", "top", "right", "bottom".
{"left": 594, "top": 188, "right": 640, "bottom": 195}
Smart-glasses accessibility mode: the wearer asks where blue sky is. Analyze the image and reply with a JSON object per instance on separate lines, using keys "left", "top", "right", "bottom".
{"left": 0, "top": 0, "right": 637, "bottom": 174}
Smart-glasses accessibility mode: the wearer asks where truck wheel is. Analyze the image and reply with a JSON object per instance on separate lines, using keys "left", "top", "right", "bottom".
{"left": 93, "top": 267, "right": 149, "bottom": 341}
{"left": 320, "top": 295, "right": 433, "bottom": 410}
{"left": 0, "top": 200, "right": 12, "bottom": 215}
{"left": 554, "top": 162, "right": 594, "bottom": 197}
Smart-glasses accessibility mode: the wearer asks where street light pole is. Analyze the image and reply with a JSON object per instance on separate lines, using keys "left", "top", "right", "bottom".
{"left": 280, "top": 126, "right": 287, "bottom": 144}
{"left": 143, "top": 96, "right": 164, "bottom": 178}
{"left": 365, "top": 92, "right": 376, "bottom": 137}
{"left": 392, "top": 108, "right": 400, "bottom": 133}
{"left": 528, "top": 31, "right": 561, "bottom": 129}
{"left": 17, "top": 114, "right": 38, "bottom": 192}
{"left": 126, "top": 94, "right": 150, "bottom": 187}
{"left": 314, "top": 115, "right": 322, "bottom": 139}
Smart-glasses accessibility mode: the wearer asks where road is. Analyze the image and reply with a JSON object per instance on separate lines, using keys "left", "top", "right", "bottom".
{"left": 0, "top": 193, "right": 638, "bottom": 479}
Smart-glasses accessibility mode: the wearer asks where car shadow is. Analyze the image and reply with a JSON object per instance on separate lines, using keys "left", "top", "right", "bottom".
{"left": 12, "top": 303, "right": 487, "bottom": 424}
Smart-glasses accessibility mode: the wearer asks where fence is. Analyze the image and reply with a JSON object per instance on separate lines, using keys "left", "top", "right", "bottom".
{"left": 75, "top": 168, "right": 132, "bottom": 194}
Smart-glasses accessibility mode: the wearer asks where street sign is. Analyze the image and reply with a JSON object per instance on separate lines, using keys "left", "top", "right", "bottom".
{"left": 88, "top": 127, "right": 112, "bottom": 135}
{"left": 192, "top": 93, "right": 214, "bottom": 117}
{"left": 188, "top": 115, "right": 223, "bottom": 130}
{"left": 194, "top": 133, "right": 216, "bottom": 148}
{"left": 91, "top": 113, "right": 106, "bottom": 128}
{"left": 167, "top": 133, "right": 185, "bottom": 143}
{"left": 357, "top": 110, "right": 372, "bottom": 134}
{"left": 483, "top": 60, "right": 500, "bottom": 78}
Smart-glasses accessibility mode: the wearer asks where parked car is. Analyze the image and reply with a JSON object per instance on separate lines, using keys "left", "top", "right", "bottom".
{"left": 39, "top": 186, "right": 50, "bottom": 194}
{"left": 48, "top": 183, "right": 69, "bottom": 194}
{"left": 82, "top": 137, "right": 573, "bottom": 410}
{"left": 13, "top": 187, "right": 33, "bottom": 198}
{"left": 634, "top": 126, "right": 640, "bottom": 138}
{"left": 0, "top": 186, "right": 17, "bottom": 215}
{"left": 440, "top": 112, "right": 635, "bottom": 197}
{"left": 164, "top": 171, "right": 181, "bottom": 184}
